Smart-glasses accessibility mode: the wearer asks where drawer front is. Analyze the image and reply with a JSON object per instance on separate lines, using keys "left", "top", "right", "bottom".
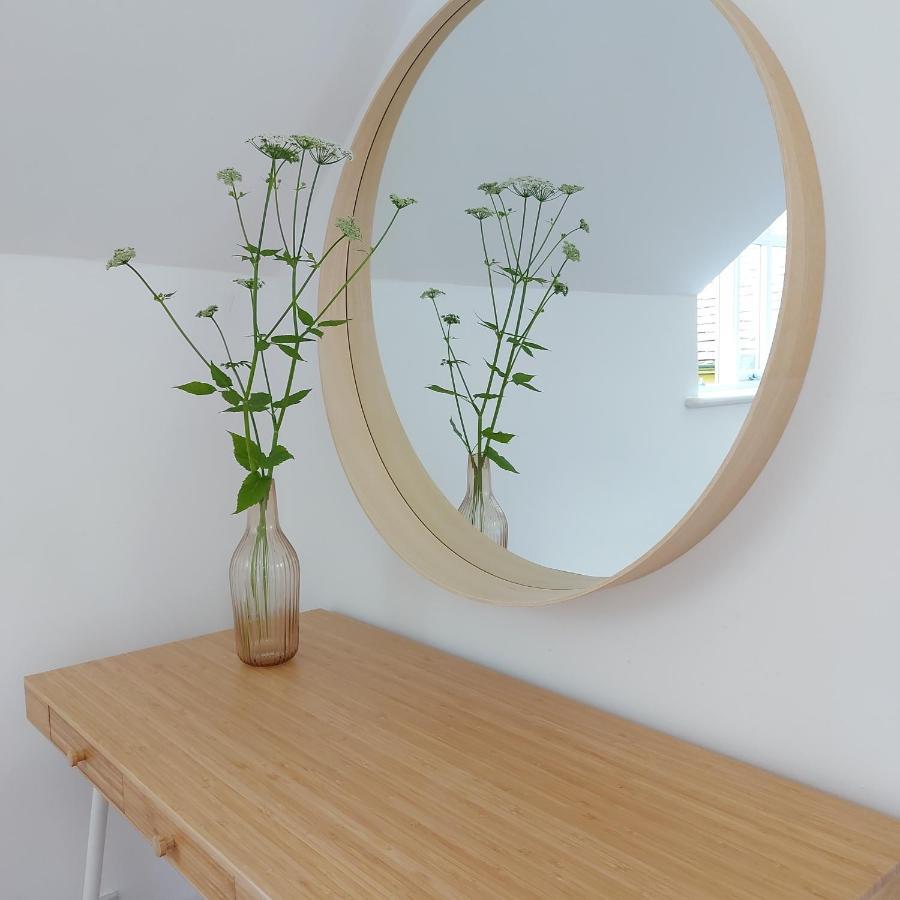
{"left": 48, "top": 710, "right": 124, "bottom": 807}
{"left": 123, "top": 781, "right": 236, "bottom": 900}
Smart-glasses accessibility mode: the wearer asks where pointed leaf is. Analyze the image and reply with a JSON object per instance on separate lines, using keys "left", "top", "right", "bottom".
{"left": 272, "top": 389, "right": 311, "bottom": 410}
{"left": 175, "top": 381, "right": 216, "bottom": 396}
{"left": 319, "top": 319, "right": 349, "bottom": 327}
{"left": 426, "top": 384, "right": 461, "bottom": 396}
{"left": 209, "top": 363, "right": 233, "bottom": 389}
{"left": 484, "top": 446, "right": 518, "bottom": 473}
{"left": 234, "top": 472, "right": 272, "bottom": 514}
{"left": 481, "top": 428, "right": 514, "bottom": 444}
{"left": 229, "top": 432, "right": 264, "bottom": 471}
{"left": 296, "top": 306, "right": 316, "bottom": 327}
{"left": 246, "top": 392, "right": 272, "bottom": 412}
{"left": 221, "top": 389, "right": 243, "bottom": 406}
{"left": 271, "top": 334, "right": 302, "bottom": 344}
{"left": 266, "top": 444, "right": 294, "bottom": 468}
{"left": 277, "top": 343, "right": 305, "bottom": 361}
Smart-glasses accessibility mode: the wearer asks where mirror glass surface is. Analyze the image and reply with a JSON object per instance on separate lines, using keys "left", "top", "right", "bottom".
{"left": 372, "top": 0, "right": 785, "bottom": 577}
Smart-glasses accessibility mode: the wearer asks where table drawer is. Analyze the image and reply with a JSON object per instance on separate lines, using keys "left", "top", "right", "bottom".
{"left": 123, "top": 781, "right": 236, "bottom": 900}
{"left": 48, "top": 710, "right": 123, "bottom": 807}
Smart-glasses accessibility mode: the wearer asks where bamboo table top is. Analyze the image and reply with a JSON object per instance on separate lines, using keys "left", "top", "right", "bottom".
{"left": 24, "top": 610, "right": 900, "bottom": 899}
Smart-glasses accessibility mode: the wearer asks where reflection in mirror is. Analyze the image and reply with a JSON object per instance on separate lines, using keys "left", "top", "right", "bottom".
{"left": 372, "top": 0, "right": 785, "bottom": 576}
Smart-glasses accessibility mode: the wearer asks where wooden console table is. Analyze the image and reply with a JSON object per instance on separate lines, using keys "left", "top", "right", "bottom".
{"left": 24, "top": 610, "right": 900, "bottom": 899}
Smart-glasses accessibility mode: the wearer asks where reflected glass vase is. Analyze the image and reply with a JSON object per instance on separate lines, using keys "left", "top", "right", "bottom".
{"left": 229, "top": 479, "right": 300, "bottom": 666}
{"left": 458, "top": 454, "right": 508, "bottom": 547}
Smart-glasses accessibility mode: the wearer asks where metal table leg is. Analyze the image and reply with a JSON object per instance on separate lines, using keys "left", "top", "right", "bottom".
{"left": 82, "top": 787, "right": 109, "bottom": 900}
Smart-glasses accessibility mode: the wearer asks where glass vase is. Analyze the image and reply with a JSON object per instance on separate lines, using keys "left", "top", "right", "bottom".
{"left": 229, "top": 479, "right": 300, "bottom": 666}
{"left": 458, "top": 453, "right": 509, "bottom": 547}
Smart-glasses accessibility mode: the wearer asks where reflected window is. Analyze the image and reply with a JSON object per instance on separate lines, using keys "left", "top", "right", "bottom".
{"left": 697, "top": 212, "right": 787, "bottom": 390}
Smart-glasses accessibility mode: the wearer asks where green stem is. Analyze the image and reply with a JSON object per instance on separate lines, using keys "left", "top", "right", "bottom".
{"left": 124, "top": 264, "right": 208, "bottom": 365}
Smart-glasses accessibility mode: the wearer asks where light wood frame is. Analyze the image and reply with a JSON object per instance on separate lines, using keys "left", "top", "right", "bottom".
{"left": 317, "top": 0, "right": 825, "bottom": 606}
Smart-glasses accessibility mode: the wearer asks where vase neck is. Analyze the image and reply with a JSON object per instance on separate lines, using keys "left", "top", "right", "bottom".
{"left": 245, "top": 479, "right": 280, "bottom": 532}
{"left": 467, "top": 454, "right": 493, "bottom": 495}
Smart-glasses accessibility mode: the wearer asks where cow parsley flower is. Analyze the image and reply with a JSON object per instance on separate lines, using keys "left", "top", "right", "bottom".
{"left": 310, "top": 140, "right": 352, "bottom": 165}
{"left": 336, "top": 216, "right": 362, "bottom": 241}
{"left": 234, "top": 277, "right": 265, "bottom": 290}
{"left": 249, "top": 135, "right": 299, "bottom": 163}
{"left": 216, "top": 168, "right": 242, "bottom": 186}
{"left": 290, "top": 135, "right": 323, "bottom": 152}
{"left": 552, "top": 277, "right": 569, "bottom": 296}
{"left": 579, "top": 218, "right": 590, "bottom": 233}
{"left": 559, "top": 183, "right": 584, "bottom": 195}
{"left": 562, "top": 240, "right": 581, "bottom": 262}
{"left": 508, "top": 176, "right": 558, "bottom": 201}
{"left": 390, "top": 194, "right": 417, "bottom": 209}
{"left": 442, "top": 313, "right": 460, "bottom": 325}
{"left": 465, "top": 207, "right": 495, "bottom": 220}
{"left": 420, "top": 288, "right": 445, "bottom": 301}
{"left": 106, "top": 247, "right": 136, "bottom": 269}
{"left": 478, "top": 181, "right": 505, "bottom": 196}
{"left": 196, "top": 305, "right": 219, "bottom": 318}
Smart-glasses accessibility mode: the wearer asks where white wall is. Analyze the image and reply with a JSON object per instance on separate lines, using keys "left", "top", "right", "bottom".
{"left": 5, "top": 1, "right": 900, "bottom": 898}
{"left": 374, "top": 278, "right": 747, "bottom": 574}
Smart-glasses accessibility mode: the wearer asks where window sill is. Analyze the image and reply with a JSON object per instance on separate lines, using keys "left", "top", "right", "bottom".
{"left": 685, "top": 388, "right": 757, "bottom": 409}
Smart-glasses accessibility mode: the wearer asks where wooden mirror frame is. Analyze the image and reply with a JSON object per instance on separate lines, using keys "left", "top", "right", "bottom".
{"left": 318, "top": 0, "right": 824, "bottom": 606}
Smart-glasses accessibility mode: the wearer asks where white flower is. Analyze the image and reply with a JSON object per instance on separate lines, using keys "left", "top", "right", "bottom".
{"left": 390, "top": 194, "right": 417, "bottom": 209}
{"left": 106, "top": 247, "right": 135, "bottom": 269}
{"left": 508, "top": 176, "right": 558, "bottom": 201}
{"left": 216, "top": 168, "right": 242, "bottom": 186}
{"left": 335, "top": 216, "right": 362, "bottom": 241}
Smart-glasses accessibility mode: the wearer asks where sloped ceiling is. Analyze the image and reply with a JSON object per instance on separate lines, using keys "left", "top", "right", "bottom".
{"left": 374, "top": 0, "right": 786, "bottom": 296}
{"left": 0, "top": 0, "right": 418, "bottom": 270}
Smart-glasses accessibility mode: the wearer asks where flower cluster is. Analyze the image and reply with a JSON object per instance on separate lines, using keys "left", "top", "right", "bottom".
{"left": 335, "top": 216, "right": 362, "bottom": 242}
{"left": 579, "top": 218, "right": 590, "bottom": 233}
{"left": 465, "top": 207, "right": 495, "bottom": 220}
{"left": 106, "top": 247, "right": 135, "bottom": 269}
{"left": 507, "top": 176, "right": 558, "bottom": 202}
{"left": 195, "top": 305, "right": 219, "bottom": 318}
{"left": 562, "top": 240, "right": 581, "bottom": 262}
{"left": 420, "top": 288, "right": 445, "bottom": 301}
{"left": 249, "top": 135, "right": 299, "bottom": 162}
{"left": 559, "top": 183, "right": 584, "bottom": 195}
{"left": 390, "top": 194, "right": 417, "bottom": 210}
{"left": 234, "top": 277, "right": 265, "bottom": 290}
{"left": 216, "top": 168, "right": 242, "bottom": 186}
{"left": 442, "top": 313, "right": 460, "bottom": 326}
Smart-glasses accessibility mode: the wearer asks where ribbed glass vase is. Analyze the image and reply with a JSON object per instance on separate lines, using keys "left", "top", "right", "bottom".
{"left": 458, "top": 453, "right": 508, "bottom": 547}
{"left": 229, "top": 480, "right": 300, "bottom": 666}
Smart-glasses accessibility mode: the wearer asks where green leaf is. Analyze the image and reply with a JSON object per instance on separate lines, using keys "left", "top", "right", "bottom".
{"left": 246, "top": 392, "right": 272, "bottom": 412}
{"left": 319, "top": 319, "right": 349, "bottom": 327}
{"left": 266, "top": 444, "right": 294, "bottom": 468}
{"left": 209, "top": 362, "right": 232, "bottom": 389}
{"left": 481, "top": 428, "right": 514, "bottom": 444}
{"left": 255, "top": 338, "right": 270, "bottom": 351}
{"left": 175, "top": 381, "right": 216, "bottom": 396}
{"left": 296, "top": 306, "right": 316, "bottom": 327}
{"left": 523, "top": 340, "right": 549, "bottom": 352}
{"left": 474, "top": 392, "right": 500, "bottom": 400}
{"left": 258, "top": 248, "right": 281, "bottom": 257}
{"left": 486, "top": 362, "right": 510, "bottom": 378}
{"left": 511, "top": 372, "right": 539, "bottom": 390}
{"left": 272, "top": 389, "right": 311, "bottom": 409}
{"left": 277, "top": 343, "right": 305, "bottom": 361}
{"left": 450, "top": 417, "right": 468, "bottom": 449}
{"left": 271, "top": 334, "right": 302, "bottom": 345}
{"left": 308, "top": 327, "right": 324, "bottom": 338}
{"left": 484, "top": 446, "right": 518, "bottom": 473}
{"left": 234, "top": 472, "right": 272, "bottom": 514}
{"left": 426, "top": 384, "right": 461, "bottom": 396}
{"left": 221, "top": 389, "right": 243, "bottom": 406}
{"left": 229, "top": 432, "right": 265, "bottom": 471}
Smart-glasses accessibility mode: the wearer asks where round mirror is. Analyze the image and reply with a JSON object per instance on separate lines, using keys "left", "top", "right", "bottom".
{"left": 319, "top": 0, "right": 823, "bottom": 604}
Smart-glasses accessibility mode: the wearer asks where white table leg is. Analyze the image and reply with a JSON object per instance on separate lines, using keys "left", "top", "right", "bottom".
{"left": 82, "top": 787, "right": 109, "bottom": 900}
